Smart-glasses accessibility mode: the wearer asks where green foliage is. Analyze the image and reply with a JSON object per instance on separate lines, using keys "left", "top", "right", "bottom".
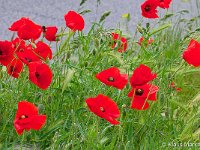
{"left": 1, "top": 1, "right": 200, "bottom": 149}
{"left": 99, "top": 11, "right": 111, "bottom": 23}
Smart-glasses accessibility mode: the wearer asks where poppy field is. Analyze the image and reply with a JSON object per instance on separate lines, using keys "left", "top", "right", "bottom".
{"left": 0, "top": 0, "right": 200, "bottom": 149}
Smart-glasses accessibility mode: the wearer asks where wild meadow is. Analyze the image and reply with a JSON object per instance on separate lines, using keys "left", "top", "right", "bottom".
{"left": 0, "top": 0, "right": 200, "bottom": 149}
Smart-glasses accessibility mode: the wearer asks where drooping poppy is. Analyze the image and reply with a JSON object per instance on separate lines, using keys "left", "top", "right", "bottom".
{"left": 34, "top": 41, "right": 52, "bottom": 60}
{"left": 12, "top": 37, "right": 26, "bottom": 52}
{"left": 138, "top": 37, "right": 153, "bottom": 46}
{"left": 7, "top": 58, "right": 23, "bottom": 78}
{"left": 17, "top": 48, "right": 41, "bottom": 65}
{"left": 130, "top": 64, "right": 156, "bottom": 87}
{"left": 42, "top": 26, "right": 58, "bottom": 41}
{"left": 86, "top": 94, "right": 120, "bottom": 125}
{"left": 28, "top": 62, "right": 53, "bottom": 90}
{"left": 112, "top": 33, "right": 128, "bottom": 53}
{"left": 96, "top": 67, "right": 128, "bottom": 90}
{"left": 14, "top": 101, "right": 46, "bottom": 135}
{"left": 64, "top": 10, "right": 85, "bottom": 31}
{"left": 141, "top": 0, "right": 159, "bottom": 19}
{"left": 182, "top": 39, "right": 200, "bottom": 67}
{"left": 157, "top": 0, "right": 172, "bottom": 9}
{"left": 0, "top": 40, "right": 14, "bottom": 66}
{"left": 128, "top": 83, "right": 159, "bottom": 110}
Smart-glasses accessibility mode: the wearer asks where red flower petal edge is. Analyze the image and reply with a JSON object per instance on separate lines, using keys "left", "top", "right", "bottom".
{"left": 96, "top": 67, "right": 128, "bottom": 90}
{"left": 64, "top": 10, "right": 85, "bottom": 31}
{"left": 28, "top": 61, "right": 53, "bottom": 90}
{"left": 14, "top": 101, "right": 46, "bottom": 135}
{"left": 130, "top": 64, "right": 156, "bottom": 86}
{"left": 182, "top": 39, "right": 200, "bottom": 67}
{"left": 128, "top": 83, "right": 159, "bottom": 110}
{"left": 86, "top": 94, "right": 120, "bottom": 125}
{"left": 141, "top": 0, "right": 159, "bottom": 19}
{"left": 7, "top": 58, "right": 23, "bottom": 78}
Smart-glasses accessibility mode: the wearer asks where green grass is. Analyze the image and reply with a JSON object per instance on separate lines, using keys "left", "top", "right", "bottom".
{"left": 1, "top": 2, "right": 200, "bottom": 150}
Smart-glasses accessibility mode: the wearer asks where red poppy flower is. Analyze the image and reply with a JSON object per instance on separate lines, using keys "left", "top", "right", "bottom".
{"left": 0, "top": 40, "right": 14, "bottom": 66}
{"left": 128, "top": 84, "right": 159, "bottom": 110}
{"left": 12, "top": 38, "right": 26, "bottom": 52}
{"left": 157, "top": 0, "right": 172, "bottom": 9}
{"left": 28, "top": 62, "right": 53, "bottom": 90}
{"left": 34, "top": 41, "right": 52, "bottom": 60}
{"left": 9, "top": 17, "right": 42, "bottom": 40}
{"left": 182, "top": 39, "right": 200, "bottom": 67}
{"left": 9, "top": 17, "right": 29, "bottom": 31}
{"left": 86, "top": 94, "right": 120, "bottom": 125}
{"left": 138, "top": 37, "right": 154, "bottom": 46}
{"left": 96, "top": 67, "right": 128, "bottom": 90}
{"left": 64, "top": 10, "right": 85, "bottom": 31}
{"left": 14, "top": 101, "right": 46, "bottom": 135}
{"left": 17, "top": 48, "right": 41, "bottom": 65}
{"left": 18, "top": 22, "right": 42, "bottom": 40}
{"left": 42, "top": 26, "right": 58, "bottom": 41}
{"left": 141, "top": 0, "right": 159, "bottom": 19}
{"left": 7, "top": 58, "right": 23, "bottom": 78}
{"left": 112, "top": 33, "right": 128, "bottom": 53}
{"left": 130, "top": 64, "right": 156, "bottom": 86}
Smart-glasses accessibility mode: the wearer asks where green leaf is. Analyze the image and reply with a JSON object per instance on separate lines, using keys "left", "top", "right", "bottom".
{"left": 160, "top": 13, "right": 174, "bottom": 21}
{"left": 79, "top": 9, "right": 91, "bottom": 15}
{"left": 99, "top": 11, "right": 111, "bottom": 23}
{"left": 80, "top": 0, "right": 88, "bottom": 6}
{"left": 177, "top": 9, "right": 189, "bottom": 14}
{"left": 149, "top": 23, "right": 171, "bottom": 36}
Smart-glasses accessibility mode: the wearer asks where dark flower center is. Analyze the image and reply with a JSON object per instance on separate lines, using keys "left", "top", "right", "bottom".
{"left": 25, "top": 57, "right": 32, "bottom": 63}
{"left": 42, "top": 26, "right": 46, "bottom": 32}
{"left": 0, "top": 50, "right": 2, "bottom": 55}
{"left": 100, "top": 107, "right": 105, "bottom": 112}
{"left": 145, "top": 5, "right": 151, "bottom": 12}
{"left": 19, "top": 115, "right": 28, "bottom": 120}
{"left": 35, "top": 72, "right": 40, "bottom": 78}
{"left": 135, "top": 88, "right": 144, "bottom": 96}
{"left": 108, "top": 77, "right": 115, "bottom": 82}
{"left": 10, "top": 66, "right": 15, "bottom": 73}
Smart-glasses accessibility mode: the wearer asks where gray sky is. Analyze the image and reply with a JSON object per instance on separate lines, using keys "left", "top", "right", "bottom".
{"left": 0, "top": 0, "right": 198, "bottom": 40}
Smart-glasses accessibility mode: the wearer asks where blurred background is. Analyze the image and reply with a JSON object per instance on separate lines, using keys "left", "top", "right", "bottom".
{"left": 0, "top": 0, "right": 198, "bottom": 40}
